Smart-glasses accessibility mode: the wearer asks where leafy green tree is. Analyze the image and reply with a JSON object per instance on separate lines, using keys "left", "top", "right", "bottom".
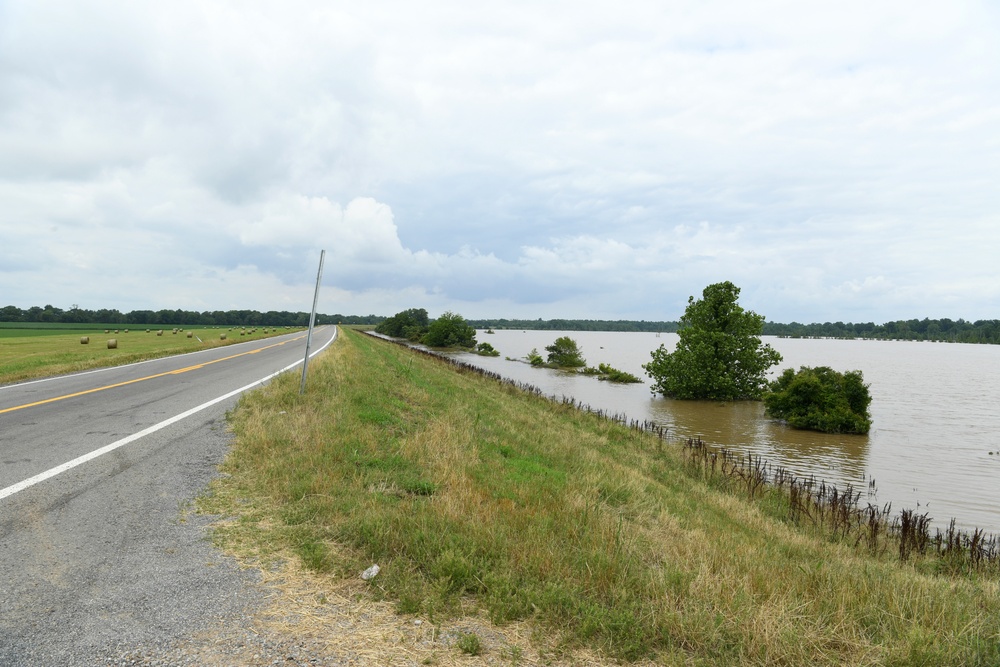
{"left": 644, "top": 281, "right": 781, "bottom": 400}
{"left": 376, "top": 308, "right": 429, "bottom": 340}
{"left": 421, "top": 311, "right": 476, "bottom": 348}
{"left": 475, "top": 342, "right": 500, "bottom": 356}
{"left": 545, "top": 336, "right": 586, "bottom": 368}
{"left": 764, "top": 366, "right": 872, "bottom": 434}
{"left": 526, "top": 348, "right": 545, "bottom": 366}
{"left": 0, "top": 305, "right": 22, "bottom": 322}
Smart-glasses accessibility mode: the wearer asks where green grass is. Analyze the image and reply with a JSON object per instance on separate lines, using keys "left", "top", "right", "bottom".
{"left": 0, "top": 321, "right": 131, "bottom": 331}
{"left": 457, "top": 632, "right": 483, "bottom": 656}
{"left": 199, "top": 328, "right": 1000, "bottom": 665}
{"left": 0, "top": 326, "right": 300, "bottom": 385}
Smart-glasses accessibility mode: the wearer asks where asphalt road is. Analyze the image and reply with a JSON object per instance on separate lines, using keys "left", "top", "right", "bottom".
{"left": 0, "top": 326, "right": 337, "bottom": 666}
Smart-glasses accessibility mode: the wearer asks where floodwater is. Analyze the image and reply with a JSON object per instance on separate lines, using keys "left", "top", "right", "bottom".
{"left": 450, "top": 330, "right": 1000, "bottom": 534}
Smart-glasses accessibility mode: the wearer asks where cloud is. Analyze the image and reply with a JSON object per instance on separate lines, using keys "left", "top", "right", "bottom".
{"left": 1, "top": 0, "right": 999, "bottom": 322}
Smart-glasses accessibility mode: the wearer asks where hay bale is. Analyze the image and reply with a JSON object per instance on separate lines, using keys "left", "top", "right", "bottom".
{"left": 157, "top": 330, "right": 163, "bottom": 336}
{"left": 80, "top": 336, "right": 90, "bottom": 344}
{"left": 186, "top": 331, "right": 193, "bottom": 338}
{"left": 104, "top": 329, "right": 109, "bottom": 334}
{"left": 220, "top": 333, "right": 227, "bottom": 340}
{"left": 107, "top": 339, "right": 118, "bottom": 349}
{"left": 124, "top": 329, "right": 129, "bottom": 333}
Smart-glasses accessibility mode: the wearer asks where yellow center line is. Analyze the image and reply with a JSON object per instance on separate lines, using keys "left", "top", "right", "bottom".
{"left": 0, "top": 336, "right": 305, "bottom": 415}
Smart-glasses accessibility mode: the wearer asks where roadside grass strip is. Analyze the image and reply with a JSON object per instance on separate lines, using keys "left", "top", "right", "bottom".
{"left": 200, "top": 327, "right": 1000, "bottom": 665}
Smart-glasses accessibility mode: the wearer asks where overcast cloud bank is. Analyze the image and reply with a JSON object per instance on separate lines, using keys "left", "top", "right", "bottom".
{"left": 2, "top": 1, "right": 998, "bottom": 322}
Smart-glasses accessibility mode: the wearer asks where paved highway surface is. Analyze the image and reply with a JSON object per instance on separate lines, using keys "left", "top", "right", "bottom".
{"left": 0, "top": 326, "right": 337, "bottom": 666}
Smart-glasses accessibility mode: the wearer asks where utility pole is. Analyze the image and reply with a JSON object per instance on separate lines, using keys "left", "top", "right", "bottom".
{"left": 300, "top": 249, "right": 326, "bottom": 394}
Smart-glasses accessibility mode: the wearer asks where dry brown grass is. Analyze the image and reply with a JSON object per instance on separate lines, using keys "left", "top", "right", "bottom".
{"left": 235, "top": 554, "right": 636, "bottom": 666}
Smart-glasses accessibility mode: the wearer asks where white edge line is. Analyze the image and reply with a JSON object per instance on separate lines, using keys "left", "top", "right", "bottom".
{"left": 0, "top": 327, "right": 337, "bottom": 501}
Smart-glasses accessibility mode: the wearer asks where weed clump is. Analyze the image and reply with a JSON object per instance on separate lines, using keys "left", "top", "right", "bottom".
{"left": 456, "top": 632, "right": 482, "bottom": 656}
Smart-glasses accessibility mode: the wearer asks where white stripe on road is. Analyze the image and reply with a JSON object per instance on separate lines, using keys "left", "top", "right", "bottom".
{"left": 0, "top": 329, "right": 336, "bottom": 501}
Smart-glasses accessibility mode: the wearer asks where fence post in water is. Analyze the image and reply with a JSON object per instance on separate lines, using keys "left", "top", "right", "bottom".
{"left": 299, "top": 249, "right": 326, "bottom": 395}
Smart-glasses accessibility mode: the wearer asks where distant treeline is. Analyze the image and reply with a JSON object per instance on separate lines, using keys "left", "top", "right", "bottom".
{"left": 469, "top": 317, "right": 1000, "bottom": 344}
{"left": 763, "top": 318, "right": 1000, "bottom": 344}
{"left": 0, "top": 304, "right": 382, "bottom": 328}
{"left": 466, "top": 318, "right": 680, "bottom": 332}
{"left": 464, "top": 317, "right": 1000, "bottom": 343}
{"left": 5, "top": 306, "right": 998, "bottom": 344}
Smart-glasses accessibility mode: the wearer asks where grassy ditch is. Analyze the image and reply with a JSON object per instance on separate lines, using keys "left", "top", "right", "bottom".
{"left": 200, "top": 327, "right": 1000, "bottom": 665}
{"left": 0, "top": 326, "right": 300, "bottom": 385}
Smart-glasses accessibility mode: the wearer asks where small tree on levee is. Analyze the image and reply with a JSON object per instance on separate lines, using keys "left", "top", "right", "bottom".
{"left": 644, "top": 281, "right": 781, "bottom": 400}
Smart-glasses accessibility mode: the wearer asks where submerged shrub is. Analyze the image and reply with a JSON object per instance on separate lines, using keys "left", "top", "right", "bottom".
{"left": 476, "top": 342, "right": 500, "bottom": 356}
{"left": 421, "top": 311, "right": 476, "bottom": 348}
{"left": 596, "top": 362, "right": 641, "bottom": 383}
{"left": 582, "top": 363, "right": 642, "bottom": 383}
{"left": 764, "top": 366, "right": 872, "bottom": 434}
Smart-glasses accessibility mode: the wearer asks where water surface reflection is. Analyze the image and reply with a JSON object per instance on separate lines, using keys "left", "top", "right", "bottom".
{"left": 647, "top": 398, "right": 871, "bottom": 484}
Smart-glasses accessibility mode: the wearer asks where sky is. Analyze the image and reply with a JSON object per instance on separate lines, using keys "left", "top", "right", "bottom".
{"left": 1, "top": 1, "right": 998, "bottom": 324}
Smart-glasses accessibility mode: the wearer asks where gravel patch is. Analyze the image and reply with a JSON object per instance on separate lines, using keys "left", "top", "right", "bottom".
{"left": 0, "top": 410, "right": 266, "bottom": 667}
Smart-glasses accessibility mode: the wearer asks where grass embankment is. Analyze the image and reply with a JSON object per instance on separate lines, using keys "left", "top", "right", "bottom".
{"left": 0, "top": 325, "right": 298, "bottom": 385}
{"left": 200, "top": 328, "right": 1000, "bottom": 665}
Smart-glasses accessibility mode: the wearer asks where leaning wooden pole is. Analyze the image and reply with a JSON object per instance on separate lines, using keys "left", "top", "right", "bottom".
{"left": 300, "top": 249, "right": 326, "bottom": 395}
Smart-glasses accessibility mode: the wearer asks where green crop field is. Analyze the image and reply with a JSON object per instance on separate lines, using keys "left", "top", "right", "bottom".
{"left": 0, "top": 322, "right": 133, "bottom": 336}
{"left": 0, "top": 325, "right": 300, "bottom": 385}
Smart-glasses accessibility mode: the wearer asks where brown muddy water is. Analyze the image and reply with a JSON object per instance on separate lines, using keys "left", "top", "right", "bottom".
{"left": 450, "top": 330, "right": 1000, "bottom": 534}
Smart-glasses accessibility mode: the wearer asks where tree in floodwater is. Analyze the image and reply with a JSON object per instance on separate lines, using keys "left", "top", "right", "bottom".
{"left": 764, "top": 366, "right": 872, "bottom": 434}
{"left": 476, "top": 342, "right": 500, "bottom": 357}
{"left": 421, "top": 311, "right": 477, "bottom": 348}
{"left": 545, "top": 336, "right": 586, "bottom": 368}
{"left": 644, "top": 281, "right": 781, "bottom": 400}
